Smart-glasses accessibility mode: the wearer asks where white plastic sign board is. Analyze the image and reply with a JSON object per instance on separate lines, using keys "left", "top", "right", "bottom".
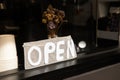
{"left": 23, "top": 36, "right": 77, "bottom": 70}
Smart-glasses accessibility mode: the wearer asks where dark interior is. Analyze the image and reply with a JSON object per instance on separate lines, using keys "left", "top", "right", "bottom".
{"left": 0, "top": 0, "right": 119, "bottom": 69}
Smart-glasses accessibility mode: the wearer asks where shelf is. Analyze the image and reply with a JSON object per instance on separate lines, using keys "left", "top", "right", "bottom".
{"left": 0, "top": 47, "right": 120, "bottom": 80}
{"left": 97, "top": 30, "right": 118, "bottom": 40}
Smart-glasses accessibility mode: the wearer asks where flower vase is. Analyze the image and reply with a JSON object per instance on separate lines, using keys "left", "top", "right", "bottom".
{"left": 47, "top": 21, "right": 58, "bottom": 39}
{"left": 48, "top": 29, "right": 58, "bottom": 39}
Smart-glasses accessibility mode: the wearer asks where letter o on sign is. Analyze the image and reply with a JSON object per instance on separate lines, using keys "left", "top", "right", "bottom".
{"left": 28, "top": 46, "right": 42, "bottom": 66}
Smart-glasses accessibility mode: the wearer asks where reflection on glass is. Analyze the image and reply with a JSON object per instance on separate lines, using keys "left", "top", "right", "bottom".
{"left": 0, "top": 2, "right": 6, "bottom": 9}
{"left": 97, "top": 1, "right": 120, "bottom": 48}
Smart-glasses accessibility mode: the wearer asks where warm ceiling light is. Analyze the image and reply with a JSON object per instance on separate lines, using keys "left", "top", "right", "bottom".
{"left": 0, "top": 2, "right": 6, "bottom": 9}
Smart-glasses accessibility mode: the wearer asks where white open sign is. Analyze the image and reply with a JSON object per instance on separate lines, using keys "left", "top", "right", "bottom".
{"left": 23, "top": 36, "right": 77, "bottom": 70}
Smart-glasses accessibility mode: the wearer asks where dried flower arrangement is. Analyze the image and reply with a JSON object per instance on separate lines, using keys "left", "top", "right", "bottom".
{"left": 42, "top": 4, "right": 65, "bottom": 29}
{"left": 42, "top": 4, "right": 66, "bottom": 38}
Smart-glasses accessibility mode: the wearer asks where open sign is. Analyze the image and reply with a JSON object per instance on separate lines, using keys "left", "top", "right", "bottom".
{"left": 23, "top": 36, "right": 77, "bottom": 70}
